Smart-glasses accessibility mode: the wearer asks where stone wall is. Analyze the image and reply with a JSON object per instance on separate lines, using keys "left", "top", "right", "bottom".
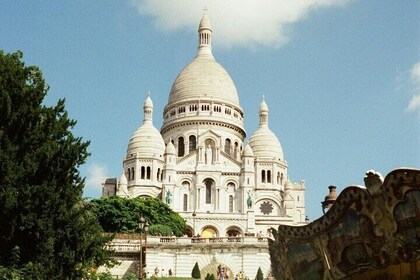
{"left": 104, "top": 236, "right": 272, "bottom": 279}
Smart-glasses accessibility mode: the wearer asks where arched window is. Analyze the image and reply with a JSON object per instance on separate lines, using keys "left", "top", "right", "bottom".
{"left": 281, "top": 173, "right": 284, "bottom": 185}
{"left": 225, "top": 139, "right": 231, "bottom": 155}
{"left": 127, "top": 168, "right": 131, "bottom": 181}
{"left": 146, "top": 166, "right": 151, "bottom": 180}
{"left": 189, "top": 135, "right": 196, "bottom": 152}
{"left": 182, "top": 181, "right": 190, "bottom": 189}
{"left": 141, "top": 166, "right": 145, "bottom": 179}
{"left": 157, "top": 169, "right": 161, "bottom": 181}
{"left": 277, "top": 172, "right": 280, "bottom": 184}
{"left": 262, "top": 170, "right": 266, "bottom": 183}
{"left": 267, "top": 170, "right": 271, "bottom": 183}
{"left": 234, "top": 142, "right": 239, "bottom": 159}
{"left": 183, "top": 194, "right": 188, "bottom": 211}
{"left": 178, "top": 137, "right": 185, "bottom": 157}
{"left": 204, "top": 179, "right": 213, "bottom": 204}
{"left": 229, "top": 195, "right": 234, "bottom": 213}
{"left": 131, "top": 167, "right": 135, "bottom": 181}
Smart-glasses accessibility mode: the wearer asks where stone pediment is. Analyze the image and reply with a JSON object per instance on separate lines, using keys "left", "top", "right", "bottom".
{"left": 198, "top": 129, "right": 222, "bottom": 147}
{"left": 175, "top": 150, "right": 198, "bottom": 171}
{"left": 216, "top": 152, "right": 241, "bottom": 173}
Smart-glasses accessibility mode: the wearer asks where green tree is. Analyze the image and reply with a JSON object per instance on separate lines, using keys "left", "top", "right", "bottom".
{"left": 90, "top": 196, "right": 186, "bottom": 236}
{"left": 0, "top": 50, "right": 114, "bottom": 279}
{"left": 191, "top": 262, "right": 201, "bottom": 279}
{"left": 121, "top": 273, "right": 137, "bottom": 280}
{"left": 256, "top": 267, "right": 264, "bottom": 280}
{"left": 205, "top": 273, "right": 216, "bottom": 280}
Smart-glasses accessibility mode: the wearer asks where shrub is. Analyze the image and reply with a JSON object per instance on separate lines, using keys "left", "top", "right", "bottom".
{"left": 256, "top": 267, "right": 263, "bottom": 280}
{"left": 191, "top": 262, "right": 201, "bottom": 279}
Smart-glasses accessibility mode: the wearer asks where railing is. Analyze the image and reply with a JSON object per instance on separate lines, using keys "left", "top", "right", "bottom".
{"left": 108, "top": 236, "right": 270, "bottom": 252}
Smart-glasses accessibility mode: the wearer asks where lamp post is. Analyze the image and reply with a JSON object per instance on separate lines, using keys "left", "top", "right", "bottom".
{"left": 192, "top": 211, "right": 196, "bottom": 237}
{"left": 138, "top": 216, "right": 149, "bottom": 280}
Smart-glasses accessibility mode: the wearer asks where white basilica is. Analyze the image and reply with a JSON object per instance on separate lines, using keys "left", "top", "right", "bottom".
{"left": 102, "top": 14, "right": 306, "bottom": 238}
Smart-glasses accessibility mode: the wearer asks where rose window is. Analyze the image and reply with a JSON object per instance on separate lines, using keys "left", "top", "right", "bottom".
{"left": 260, "top": 201, "right": 273, "bottom": 215}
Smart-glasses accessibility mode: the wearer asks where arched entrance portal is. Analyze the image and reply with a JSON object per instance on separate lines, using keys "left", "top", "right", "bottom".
{"left": 184, "top": 226, "right": 194, "bottom": 237}
{"left": 201, "top": 226, "right": 218, "bottom": 238}
{"left": 201, "top": 263, "right": 233, "bottom": 280}
{"left": 226, "top": 226, "right": 242, "bottom": 237}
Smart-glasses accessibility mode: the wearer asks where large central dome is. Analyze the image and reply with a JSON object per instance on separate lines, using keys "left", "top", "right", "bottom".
{"left": 166, "top": 14, "right": 240, "bottom": 108}
{"left": 161, "top": 14, "right": 245, "bottom": 138}
{"left": 167, "top": 54, "right": 240, "bottom": 107}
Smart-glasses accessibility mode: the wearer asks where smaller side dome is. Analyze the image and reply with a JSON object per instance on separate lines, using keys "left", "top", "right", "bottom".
{"left": 117, "top": 171, "right": 129, "bottom": 197}
{"left": 249, "top": 127, "right": 283, "bottom": 160}
{"left": 165, "top": 140, "right": 176, "bottom": 155}
{"left": 249, "top": 96, "right": 284, "bottom": 161}
{"left": 127, "top": 124, "right": 165, "bottom": 157}
{"left": 127, "top": 94, "right": 165, "bottom": 157}
{"left": 243, "top": 144, "right": 254, "bottom": 157}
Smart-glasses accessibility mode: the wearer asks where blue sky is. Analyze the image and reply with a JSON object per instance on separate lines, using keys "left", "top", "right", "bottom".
{"left": 1, "top": 0, "right": 419, "bottom": 220}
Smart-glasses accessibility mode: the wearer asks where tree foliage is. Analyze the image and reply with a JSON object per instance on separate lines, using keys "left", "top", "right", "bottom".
{"left": 90, "top": 196, "right": 186, "bottom": 236}
{"left": 191, "top": 262, "right": 201, "bottom": 279}
{"left": 205, "top": 273, "right": 216, "bottom": 280}
{"left": 0, "top": 50, "right": 114, "bottom": 279}
{"left": 256, "top": 267, "right": 264, "bottom": 280}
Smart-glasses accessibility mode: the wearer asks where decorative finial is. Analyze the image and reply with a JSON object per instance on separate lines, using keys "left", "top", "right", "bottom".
{"left": 203, "top": 7, "right": 208, "bottom": 15}
{"left": 147, "top": 90, "right": 151, "bottom": 97}
{"left": 262, "top": 95, "right": 265, "bottom": 102}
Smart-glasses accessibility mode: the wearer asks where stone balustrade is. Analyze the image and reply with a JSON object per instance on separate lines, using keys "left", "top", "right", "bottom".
{"left": 108, "top": 236, "right": 270, "bottom": 252}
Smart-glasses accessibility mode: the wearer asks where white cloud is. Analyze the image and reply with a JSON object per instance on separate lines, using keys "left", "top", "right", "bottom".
{"left": 132, "top": 0, "right": 350, "bottom": 49}
{"left": 407, "top": 62, "right": 420, "bottom": 112}
{"left": 85, "top": 163, "right": 108, "bottom": 192}
{"left": 407, "top": 95, "right": 420, "bottom": 112}
{"left": 410, "top": 62, "right": 420, "bottom": 84}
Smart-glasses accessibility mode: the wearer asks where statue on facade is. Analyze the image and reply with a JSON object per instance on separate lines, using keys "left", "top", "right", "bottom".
{"left": 205, "top": 145, "right": 213, "bottom": 164}
{"left": 166, "top": 189, "right": 172, "bottom": 205}
{"left": 247, "top": 190, "right": 253, "bottom": 209}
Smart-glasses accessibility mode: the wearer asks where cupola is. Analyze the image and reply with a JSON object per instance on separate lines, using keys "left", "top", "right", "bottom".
{"left": 127, "top": 93, "right": 165, "bottom": 158}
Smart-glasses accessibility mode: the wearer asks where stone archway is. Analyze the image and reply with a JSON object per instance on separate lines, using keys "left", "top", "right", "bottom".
{"left": 184, "top": 225, "right": 194, "bottom": 237}
{"left": 226, "top": 226, "right": 242, "bottom": 237}
{"left": 201, "top": 225, "right": 218, "bottom": 238}
{"left": 201, "top": 262, "right": 233, "bottom": 280}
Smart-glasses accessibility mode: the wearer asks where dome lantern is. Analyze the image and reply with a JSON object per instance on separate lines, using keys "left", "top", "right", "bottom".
{"left": 259, "top": 95, "right": 269, "bottom": 127}
{"left": 197, "top": 12, "right": 213, "bottom": 57}
{"left": 143, "top": 91, "right": 153, "bottom": 124}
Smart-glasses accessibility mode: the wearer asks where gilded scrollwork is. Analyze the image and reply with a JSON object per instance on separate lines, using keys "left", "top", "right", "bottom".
{"left": 269, "top": 168, "right": 420, "bottom": 280}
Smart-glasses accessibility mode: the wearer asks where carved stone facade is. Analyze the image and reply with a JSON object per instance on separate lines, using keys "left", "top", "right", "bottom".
{"left": 102, "top": 14, "right": 306, "bottom": 239}
{"left": 269, "top": 168, "right": 420, "bottom": 280}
